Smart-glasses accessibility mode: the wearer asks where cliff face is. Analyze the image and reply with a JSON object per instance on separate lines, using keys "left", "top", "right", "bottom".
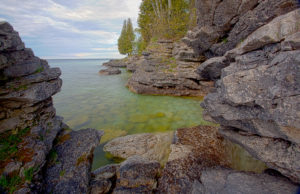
{"left": 0, "top": 22, "right": 103, "bottom": 193}
{"left": 199, "top": 7, "right": 300, "bottom": 184}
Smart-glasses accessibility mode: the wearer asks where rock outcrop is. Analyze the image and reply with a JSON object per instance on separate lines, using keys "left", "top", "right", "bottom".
{"left": 99, "top": 67, "right": 121, "bottom": 75}
{"left": 201, "top": 9, "right": 300, "bottom": 183}
{"left": 127, "top": 40, "right": 214, "bottom": 96}
{"left": 0, "top": 21, "right": 103, "bottom": 193}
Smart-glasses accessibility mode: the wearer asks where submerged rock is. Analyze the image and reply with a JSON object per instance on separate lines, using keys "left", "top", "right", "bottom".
{"left": 99, "top": 67, "right": 121, "bottom": 75}
{"left": 103, "top": 132, "right": 173, "bottom": 164}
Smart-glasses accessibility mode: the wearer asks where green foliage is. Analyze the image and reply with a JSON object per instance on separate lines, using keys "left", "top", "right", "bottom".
{"left": 24, "top": 167, "right": 37, "bottom": 182}
{"left": 0, "top": 175, "right": 22, "bottom": 194}
{"left": 118, "top": 18, "right": 136, "bottom": 55}
{"left": 137, "top": 0, "right": 196, "bottom": 51}
{"left": 0, "top": 127, "right": 30, "bottom": 161}
{"left": 34, "top": 66, "right": 44, "bottom": 74}
{"left": 59, "top": 170, "right": 66, "bottom": 177}
{"left": 47, "top": 149, "right": 58, "bottom": 166}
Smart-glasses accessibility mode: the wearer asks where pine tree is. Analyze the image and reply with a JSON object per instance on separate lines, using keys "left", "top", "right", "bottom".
{"left": 118, "top": 18, "right": 135, "bottom": 56}
{"left": 125, "top": 18, "right": 135, "bottom": 55}
{"left": 118, "top": 20, "right": 127, "bottom": 55}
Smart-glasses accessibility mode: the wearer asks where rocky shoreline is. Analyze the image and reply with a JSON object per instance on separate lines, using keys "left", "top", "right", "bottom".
{"left": 0, "top": 0, "right": 299, "bottom": 193}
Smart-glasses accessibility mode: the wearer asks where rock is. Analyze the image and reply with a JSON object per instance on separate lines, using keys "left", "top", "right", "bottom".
{"left": 219, "top": 127, "right": 300, "bottom": 183}
{"left": 98, "top": 67, "right": 121, "bottom": 75}
{"left": 157, "top": 126, "right": 229, "bottom": 193}
{"left": 90, "top": 164, "right": 119, "bottom": 194}
{"left": 43, "top": 129, "right": 103, "bottom": 194}
{"left": 103, "top": 59, "right": 127, "bottom": 68}
{"left": 197, "top": 56, "right": 228, "bottom": 80}
{"left": 126, "top": 40, "right": 214, "bottom": 97}
{"left": 201, "top": 11, "right": 300, "bottom": 184}
{"left": 114, "top": 156, "right": 160, "bottom": 193}
{"left": 0, "top": 21, "right": 25, "bottom": 51}
{"left": 194, "top": 168, "right": 299, "bottom": 194}
{"left": 237, "top": 9, "right": 300, "bottom": 54}
{"left": 103, "top": 132, "right": 173, "bottom": 164}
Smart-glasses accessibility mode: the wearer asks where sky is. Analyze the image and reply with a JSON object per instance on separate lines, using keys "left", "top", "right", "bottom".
{"left": 0, "top": 0, "right": 142, "bottom": 59}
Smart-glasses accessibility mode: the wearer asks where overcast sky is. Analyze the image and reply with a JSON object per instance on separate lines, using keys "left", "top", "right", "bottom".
{"left": 0, "top": 0, "right": 141, "bottom": 59}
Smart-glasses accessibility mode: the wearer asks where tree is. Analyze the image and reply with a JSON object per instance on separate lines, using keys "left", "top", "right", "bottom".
{"left": 118, "top": 18, "right": 136, "bottom": 56}
{"left": 118, "top": 20, "right": 127, "bottom": 55}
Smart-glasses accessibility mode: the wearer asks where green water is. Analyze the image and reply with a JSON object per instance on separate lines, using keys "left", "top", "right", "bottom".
{"left": 49, "top": 59, "right": 213, "bottom": 169}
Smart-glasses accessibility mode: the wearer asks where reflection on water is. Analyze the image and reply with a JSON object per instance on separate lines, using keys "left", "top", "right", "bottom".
{"left": 49, "top": 59, "right": 213, "bottom": 169}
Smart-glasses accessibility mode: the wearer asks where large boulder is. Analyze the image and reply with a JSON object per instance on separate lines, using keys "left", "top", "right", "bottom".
{"left": 44, "top": 129, "right": 103, "bottom": 194}
{"left": 103, "top": 132, "right": 173, "bottom": 164}
{"left": 98, "top": 67, "right": 121, "bottom": 75}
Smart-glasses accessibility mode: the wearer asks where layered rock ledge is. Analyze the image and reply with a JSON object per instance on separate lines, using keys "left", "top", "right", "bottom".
{"left": 0, "top": 22, "right": 103, "bottom": 193}
{"left": 201, "top": 9, "right": 300, "bottom": 183}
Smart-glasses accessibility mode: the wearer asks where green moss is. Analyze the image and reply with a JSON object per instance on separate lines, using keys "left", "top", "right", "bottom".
{"left": 12, "top": 84, "right": 28, "bottom": 91}
{"left": 76, "top": 154, "right": 87, "bottom": 166}
{"left": 222, "top": 37, "right": 228, "bottom": 43}
{"left": 59, "top": 170, "right": 66, "bottom": 177}
{"left": 24, "top": 167, "right": 37, "bottom": 182}
{"left": 0, "top": 127, "right": 30, "bottom": 161}
{"left": 47, "top": 149, "right": 58, "bottom": 166}
{"left": 0, "top": 174, "right": 22, "bottom": 194}
{"left": 34, "top": 66, "right": 44, "bottom": 74}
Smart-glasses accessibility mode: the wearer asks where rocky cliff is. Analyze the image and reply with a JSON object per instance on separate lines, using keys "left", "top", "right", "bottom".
{"left": 201, "top": 8, "right": 300, "bottom": 183}
{"left": 0, "top": 22, "right": 103, "bottom": 193}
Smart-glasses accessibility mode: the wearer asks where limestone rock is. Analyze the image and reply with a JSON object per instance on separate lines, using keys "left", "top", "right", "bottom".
{"left": 99, "top": 67, "right": 121, "bottom": 75}
{"left": 90, "top": 164, "right": 119, "bottom": 194}
{"left": 157, "top": 126, "right": 229, "bottom": 193}
{"left": 103, "top": 132, "right": 173, "bottom": 164}
{"left": 194, "top": 168, "right": 299, "bottom": 194}
{"left": 219, "top": 127, "right": 300, "bottom": 183}
{"left": 44, "top": 129, "right": 103, "bottom": 194}
{"left": 103, "top": 59, "right": 127, "bottom": 68}
{"left": 114, "top": 156, "right": 160, "bottom": 193}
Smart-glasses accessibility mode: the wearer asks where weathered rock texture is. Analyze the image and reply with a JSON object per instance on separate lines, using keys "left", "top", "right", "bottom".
{"left": 90, "top": 156, "right": 161, "bottom": 194}
{"left": 127, "top": 40, "right": 214, "bottom": 96}
{"left": 98, "top": 67, "right": 121, "bottom": 75}
{"left": 201, "top": 9, "right": 300, "bottom": 183}
{"left": 157, "top": 126, "right": 229, "bottom": 193}
{"left": 0, "top": 22, "right": 103, "bottom": 193}
{"left": 103, "top": 132, "right": 173, "bottom": 165}
{"left": 194, "top": 168, "right": 298, "bottom": 194}
{"left": 44, "top": 129, "right": 103, "bottom": 193}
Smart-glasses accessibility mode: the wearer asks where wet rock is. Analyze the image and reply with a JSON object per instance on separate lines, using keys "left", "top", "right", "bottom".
{"left": 99, "top": 67, "right": 121, "bottom": 75}
{"left": 114, "top": 156, "right": 160, "bottom": 193}
{"left": 195, "top": 168, "right": 299, "bottom": 194}
{"left": 90, "top": 164, "right": 119, "bottom": 194}
{"left": 44, "top": 128, "right": 103, "bottom": 194}
{"left": 103, "top": 132, "right": 173, "bottom": 164}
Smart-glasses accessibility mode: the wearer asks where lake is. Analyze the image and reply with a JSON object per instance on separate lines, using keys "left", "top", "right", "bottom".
{"left": 48, "top": 59, "right": 213, "bottom": 169}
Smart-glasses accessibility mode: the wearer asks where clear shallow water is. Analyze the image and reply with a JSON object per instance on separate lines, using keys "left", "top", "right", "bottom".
{"left": 48, "top": 59, "right": 213, "bottom": 169}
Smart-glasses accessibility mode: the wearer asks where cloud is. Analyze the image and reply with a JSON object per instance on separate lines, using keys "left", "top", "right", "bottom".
{"left": 0, "top": 0, "right": 141, "bottom": 58}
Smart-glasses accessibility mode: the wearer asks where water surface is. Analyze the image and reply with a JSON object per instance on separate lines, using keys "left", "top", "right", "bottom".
{"left": 49, "top": 59, "right": 212, "bottom": 169}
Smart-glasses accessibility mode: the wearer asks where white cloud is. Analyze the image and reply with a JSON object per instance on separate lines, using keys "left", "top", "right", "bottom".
{"left": 0, "top": 0, "right": 141, "bottom": 58}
